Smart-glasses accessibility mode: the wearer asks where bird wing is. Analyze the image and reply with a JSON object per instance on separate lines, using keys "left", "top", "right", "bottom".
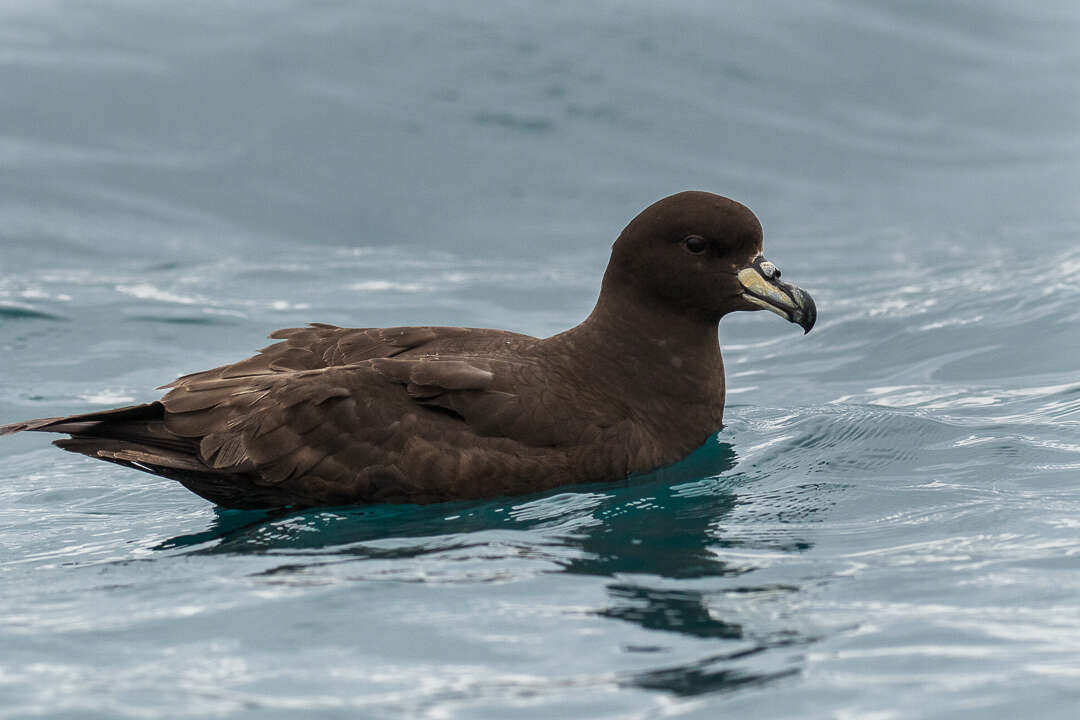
{"left": 156, "top": 324, "right": 601, "bottom": 504}
{"left": 162, "top": 323, "right": 476, "bottom": 383}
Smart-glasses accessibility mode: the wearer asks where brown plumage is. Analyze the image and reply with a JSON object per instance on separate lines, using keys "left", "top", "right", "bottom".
{"left": 0, "top": 192, "right": 816, "bottom": 508}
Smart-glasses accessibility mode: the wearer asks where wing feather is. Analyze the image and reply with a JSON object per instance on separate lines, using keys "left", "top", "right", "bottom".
{"left": 137, "top": 324, "right": 604, "bottom": 503}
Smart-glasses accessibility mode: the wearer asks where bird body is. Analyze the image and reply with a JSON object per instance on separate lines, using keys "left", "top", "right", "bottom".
{"left": 1, "top": 192, "right": 815, "bottom": 508}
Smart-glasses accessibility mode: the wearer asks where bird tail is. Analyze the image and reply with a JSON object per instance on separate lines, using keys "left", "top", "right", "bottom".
{"left": 0, "top": 402, "right": 166, "bottom": 437}
{"left": 1, "top": 401, "right": 207, "bottom": 468}
{"left": 2, "top": 401, "right": 284, "bottom": 508}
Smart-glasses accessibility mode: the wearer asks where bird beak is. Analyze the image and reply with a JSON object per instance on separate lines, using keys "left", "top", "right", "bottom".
{"left": 736, "top": 256, "right": 817, "bottom": 333}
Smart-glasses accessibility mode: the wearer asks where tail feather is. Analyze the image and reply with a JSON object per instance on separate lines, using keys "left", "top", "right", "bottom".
{"left": 0, "top": 416, "right": 67, "bottom": 436}
{"left": 54, "top": 437, "right": 211, "bottom": 473}
{"left": 53, "top": 437, "right": 286, "bottom": 508}
{"left": 0, "top": 403, "right": 165, "bottom": 436}
{"left": 4, "top": 401, "right": 291, "bottom": 508}
{"left": 3, "top": 402, "right": 203, "bottom": 460}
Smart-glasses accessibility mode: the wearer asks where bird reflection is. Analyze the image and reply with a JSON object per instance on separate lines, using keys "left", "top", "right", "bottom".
{"left": 602, "top": 585, "right": 743, "bottom": 639}
{"left": 156, "top": 435, "right": 814, "bottom": 697}
{"left": 556, "top": 439, "right": 814, "bottom": 695}
{"left": 626, "top": 645, "right": 800, "bottom": 697}
{"left": 559, "top": 439, "right": 743, "bottom": 579}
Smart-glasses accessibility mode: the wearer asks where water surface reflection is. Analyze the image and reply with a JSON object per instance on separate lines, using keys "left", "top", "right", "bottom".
{"left": 155, "top": 437, "right": 819, "bottom": 697}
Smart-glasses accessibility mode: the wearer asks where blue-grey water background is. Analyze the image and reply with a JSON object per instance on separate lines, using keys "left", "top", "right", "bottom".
{"left": 1, "top": 1, "right": 1079, "bottom": 717}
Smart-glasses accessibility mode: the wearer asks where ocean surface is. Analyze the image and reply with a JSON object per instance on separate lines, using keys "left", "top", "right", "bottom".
{"left": 2, "top": 1, "right": 1079, "bottom": 717}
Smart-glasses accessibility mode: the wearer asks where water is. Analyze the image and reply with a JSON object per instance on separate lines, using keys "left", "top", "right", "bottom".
{"left": 1, "top": 1, "right": 1079, "bottom": 717}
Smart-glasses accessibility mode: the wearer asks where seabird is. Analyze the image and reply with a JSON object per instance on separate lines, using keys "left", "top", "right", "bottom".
{"left": 1, "top": 191, "right": 816, "bottom": 508}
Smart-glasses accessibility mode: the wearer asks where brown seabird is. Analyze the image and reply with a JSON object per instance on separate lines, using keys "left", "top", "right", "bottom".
{"left": 0, "top": 191, "right": 816, "bottom": 508}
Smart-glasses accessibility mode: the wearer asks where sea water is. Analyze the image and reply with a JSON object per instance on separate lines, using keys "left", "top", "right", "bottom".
{"left": 1, "top": 1, "right": 1079, "bottom": 717}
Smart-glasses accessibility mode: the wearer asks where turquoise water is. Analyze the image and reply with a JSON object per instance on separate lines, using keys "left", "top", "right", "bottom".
{"left": 2, "top": 1, "right": 1079, "bottom": 717}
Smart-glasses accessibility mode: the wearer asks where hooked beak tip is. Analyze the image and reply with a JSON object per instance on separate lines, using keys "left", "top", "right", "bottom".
{"left": 794, "top": 288, "right": 817, "bottom": 334}
{"left": 736, "top": 257, "right": 817, "bottom": 334}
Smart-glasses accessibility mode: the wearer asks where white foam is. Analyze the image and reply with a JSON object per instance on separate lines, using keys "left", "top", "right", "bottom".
{"left": 115, "top": 283, "right": 200, "bottom": 305}
{"left": 78, "top": 391, "right": 137, "bottom": 405}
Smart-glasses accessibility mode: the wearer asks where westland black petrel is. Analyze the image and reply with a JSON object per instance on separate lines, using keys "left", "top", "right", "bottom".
{"left": 1, "top": 192, "right": 816, "bottom": 508}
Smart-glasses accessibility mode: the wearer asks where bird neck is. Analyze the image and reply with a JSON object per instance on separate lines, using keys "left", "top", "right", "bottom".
{"left": 551, "top": 283, "right": 726, "bottom": 404}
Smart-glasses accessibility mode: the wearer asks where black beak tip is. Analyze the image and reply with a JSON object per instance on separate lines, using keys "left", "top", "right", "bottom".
{"left": 796, "top": 290, "right": 817, "bottom": 334}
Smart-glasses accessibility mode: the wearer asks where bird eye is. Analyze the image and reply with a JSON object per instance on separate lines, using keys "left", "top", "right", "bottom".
{"left": 684, "top": 235, "right": 707, "bottom": 254}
